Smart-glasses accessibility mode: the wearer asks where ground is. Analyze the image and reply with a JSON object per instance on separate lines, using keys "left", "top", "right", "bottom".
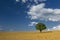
{"left": 0, "top": 30, "right": 60, "bottom": 40}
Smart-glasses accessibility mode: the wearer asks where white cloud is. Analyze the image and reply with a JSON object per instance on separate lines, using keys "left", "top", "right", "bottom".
{"left": 52, "top": 25, "right": 60, "bottom": 30}
{"left": 28, "top": 22, "right": 37, "bottom": 26}
{"left": 27, "top": 4, "right": 31, "bottom": 8}
{"left": 28, "top": 3, "right": 60, "bottom": 21}
{"left": 54, "top": 9, "right": 60, "bottom": 14}
{"left": 47, "top": 25, "right": 60, "bottom": 31}
{"left": 16, "top": 0, "right": 46, "bottom": 3}
{"left": 47, "top": 29, "right": 51, "bottom": 31}
{"left": 16, "top": 0, "right": 20, "bottom": 2}
{"left": 38, "top": 0, "right": 46, "bottom": 2}
{"left": 34, "top": 0, "right": 38, "bottom": 4}
{"left": 34, "top": 0, "right": 46, "bottom": 4}
{"left": 22, "top": 0, "right": 27, "bottom": 3}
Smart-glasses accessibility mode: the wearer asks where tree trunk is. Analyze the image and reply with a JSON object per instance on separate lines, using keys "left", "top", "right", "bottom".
{"left": 40, "top": 29, "right": 42, "bottom": 32}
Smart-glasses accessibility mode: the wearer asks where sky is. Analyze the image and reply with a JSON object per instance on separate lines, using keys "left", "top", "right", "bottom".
{"left": 0, "top": 0, "right": 60, "bottom": 31}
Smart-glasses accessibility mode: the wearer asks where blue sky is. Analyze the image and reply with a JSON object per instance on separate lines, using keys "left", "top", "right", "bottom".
{"left": 0, "top": 0, "right": 60, "bottom": 31}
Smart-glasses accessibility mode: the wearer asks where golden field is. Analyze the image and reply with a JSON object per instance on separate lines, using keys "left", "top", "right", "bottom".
{"left": 0, "top": 30, "right": 60, "bottom": 40}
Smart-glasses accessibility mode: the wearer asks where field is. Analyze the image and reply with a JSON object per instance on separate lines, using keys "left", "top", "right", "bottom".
{"left": 0, "top": 30, "right": 60, "bottom": 40}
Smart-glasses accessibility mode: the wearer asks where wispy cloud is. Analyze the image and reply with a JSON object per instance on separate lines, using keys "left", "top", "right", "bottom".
{"left": 28, "top": 22, "right": 37, "bottom": 26}
{"left": 34, "top": 0, "right": 46, "bottom": 4}
{"left": 16, "top": 0, "right": 20, "bottom": 2}
{"left": 47, "top": 25, "right": 60, "bottom": 30}
{"left": 22, "top": 0, "right": 27, "bottom": 3}
{"left": 52, "top": 25, "right": 60, "bottom": 30}
{"left": 28, "top": 3, "right": 60, "bottom": 21}
{"left": 16, "top": 0, "right": 46, "bottom": 3}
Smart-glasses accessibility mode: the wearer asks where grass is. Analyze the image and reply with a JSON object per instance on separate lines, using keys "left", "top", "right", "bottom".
{"left": 0, "top": 30, "right": 60, "bottom": 40}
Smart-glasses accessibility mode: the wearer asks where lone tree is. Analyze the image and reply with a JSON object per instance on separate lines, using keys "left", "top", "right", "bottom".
{"left": 35, "top": 22, "right": 46, "bottom": 32}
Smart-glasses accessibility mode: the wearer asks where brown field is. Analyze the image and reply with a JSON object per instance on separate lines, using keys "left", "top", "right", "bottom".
{"left": 0, "top": 30, "right": 60, "bottom": 40}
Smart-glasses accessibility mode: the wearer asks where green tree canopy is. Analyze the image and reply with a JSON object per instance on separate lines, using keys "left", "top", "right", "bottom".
{"left": 35, "top": 22, "right": 46, "bottom": 32}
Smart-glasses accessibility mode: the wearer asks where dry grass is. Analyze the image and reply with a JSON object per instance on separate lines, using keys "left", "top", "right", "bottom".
{"left": 0, "top": 30, "right": 60, "bottom": 40}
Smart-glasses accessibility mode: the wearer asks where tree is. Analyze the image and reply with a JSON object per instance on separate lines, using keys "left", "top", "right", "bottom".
{"left": 35, "top": 22, "right": 46, "bottom": 32}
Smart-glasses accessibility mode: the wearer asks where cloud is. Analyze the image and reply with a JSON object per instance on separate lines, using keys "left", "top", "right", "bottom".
{"left": 16, "top": 0, "right": 46, "bottom": 3}
{"left": 52, "top": 25, "right": 60, "bottom": 30}
{"left": 34, "top": 0, "right": 46, "bottom": 4}
{"left": 28, "top": 22, "right": 37, "bottom": 26}
{"left": 22, "top": 0, "right": 27, "bottom": 3}
{"left": 27, "top": 4, "right": 31, "bottom": 8}
{"left": 27, "top": 3, "right": 60, "bottom": 21}
{"left": 16, "top": 0, "right": 20, "bottom": 2}
{"left": 47, "top": 25, "right": 60, "bottom": 30}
